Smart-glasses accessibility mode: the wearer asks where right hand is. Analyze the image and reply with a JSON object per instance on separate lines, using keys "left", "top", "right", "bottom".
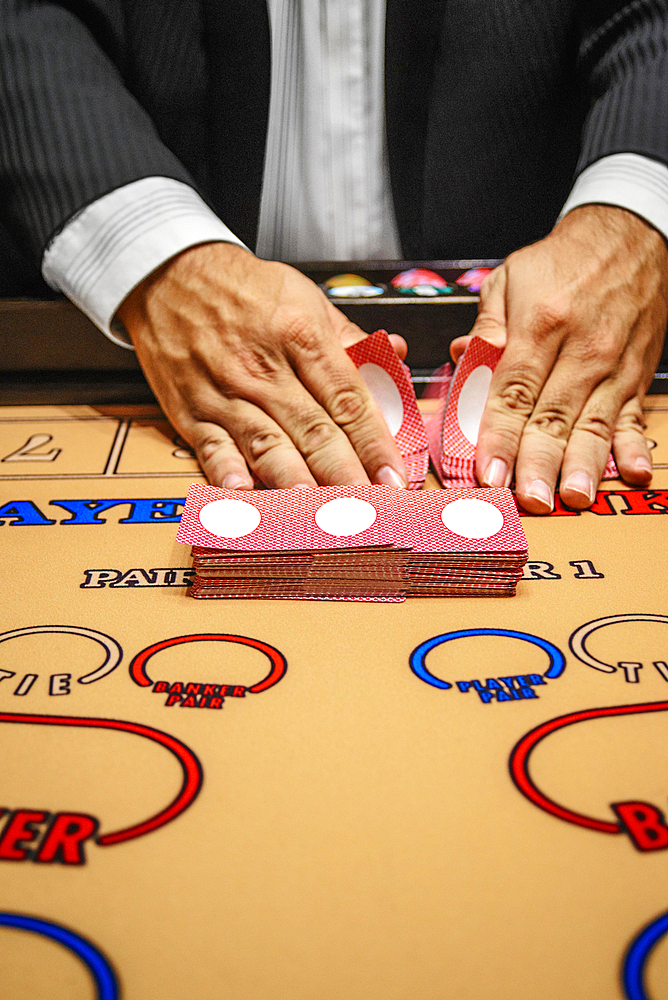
{"left": 116, "top": 242, "right": 408, "bottom": 489}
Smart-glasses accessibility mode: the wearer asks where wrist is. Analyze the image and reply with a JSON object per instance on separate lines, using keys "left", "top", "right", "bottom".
{"left": 116, "top": 241, "right": 252, "bottom": 329}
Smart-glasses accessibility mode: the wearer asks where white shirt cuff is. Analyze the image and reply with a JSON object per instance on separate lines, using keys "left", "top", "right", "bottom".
{"left": 42, "top": 177, "right": 249, "bottom": 347}
{"left": 560, "top": 153, "right": 668, "bottom": 242}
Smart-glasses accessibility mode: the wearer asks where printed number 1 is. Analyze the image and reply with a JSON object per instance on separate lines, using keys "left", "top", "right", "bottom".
{"left": 2, "top": 434, "right": 61, "bottom": 463}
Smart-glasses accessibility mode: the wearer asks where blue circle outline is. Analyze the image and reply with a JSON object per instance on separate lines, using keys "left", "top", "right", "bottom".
{"left": 409, "top": 628, "right": 566, "bottom": 690}
{"left": 0, "top": 912, "right": 118, "bottom": 999}
{"left": 623, "top": 909, "right": 668, "bottom": 1000}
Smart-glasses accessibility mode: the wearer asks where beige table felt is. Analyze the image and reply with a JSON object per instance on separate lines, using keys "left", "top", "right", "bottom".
{"left": 0, "top": 400, "right": 667, "bottom": 1000}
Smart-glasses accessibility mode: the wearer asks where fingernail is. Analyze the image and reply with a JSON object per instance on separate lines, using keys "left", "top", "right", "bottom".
{"left": 374, "top": 465, "right": 407, "bottom": 488}
{"left": 562, "top": 471, "right": 594, "bottom": 503}
{"left": 525, "top": 479, "right": 553, "bottom": 511}
{"left": 291, "top": 483, "right": 314, "bottom": 489}
{"left": 481, "top": 457, "right": 508, "bottom": 488}
{"left": 634, "top": 456, "right": 652, "bottom": 476}
{"left": 222, "top": 473, "right": 253, "bottom": 490}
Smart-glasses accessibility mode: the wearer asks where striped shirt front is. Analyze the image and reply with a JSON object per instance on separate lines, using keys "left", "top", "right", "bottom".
{"left": 256, "top": 0, "right": 400, "bottom": 261}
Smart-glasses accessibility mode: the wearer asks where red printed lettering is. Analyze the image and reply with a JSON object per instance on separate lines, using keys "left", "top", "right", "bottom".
{"left": 36, "top": 813, "right": 98, "bottom": 865}
{"left": 618, "top": 490, "right": 668, "bottom": 515}
{"left": 0, "top": 810, "right": 48, "bottom": 860}
{"left": 612, "top": 801, "right": 668, "bottom": 851}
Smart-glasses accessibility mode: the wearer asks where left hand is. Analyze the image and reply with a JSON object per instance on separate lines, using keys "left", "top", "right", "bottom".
{"left": 450, "top": 205, "right": 668, "bottom": 513}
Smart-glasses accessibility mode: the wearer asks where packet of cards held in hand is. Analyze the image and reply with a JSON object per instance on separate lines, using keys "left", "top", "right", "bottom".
{"left": 426, "top": 336, "right": 618, "bottom": 486}
{"left": 250, "top": 329, "right": 428, "bottom": 489}
{"left": 345, "top": 330, "right": 429, "bottom": 489}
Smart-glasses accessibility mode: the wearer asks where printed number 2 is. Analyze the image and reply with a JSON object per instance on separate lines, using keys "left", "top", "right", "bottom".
{"left": 2, "top": 434, "right": 61, "bottom": 463}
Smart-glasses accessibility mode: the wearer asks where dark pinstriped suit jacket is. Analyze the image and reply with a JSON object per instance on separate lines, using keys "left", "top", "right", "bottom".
{"left": 1, "top": 0, "right": 667, "bottom": 295}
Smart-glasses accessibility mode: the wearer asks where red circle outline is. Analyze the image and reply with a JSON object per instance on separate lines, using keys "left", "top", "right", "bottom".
{"left": 129, "top": 633, "right": 287, "bottom": 693}
{"left": 0, "top": 712, "right": 202, "bottom": 846}
{"left": 509, "top": 701, "right": 668, "bottom": 834}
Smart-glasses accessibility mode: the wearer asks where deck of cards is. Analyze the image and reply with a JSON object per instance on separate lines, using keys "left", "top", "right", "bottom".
{"left": 346, "top": 330, "right": 429, "bottom": 489}
{"left": 177, "top": 482, "right": 528, "bottom": 601}
{"left": 427, "top": 336, "right": 618, "bottom": 486}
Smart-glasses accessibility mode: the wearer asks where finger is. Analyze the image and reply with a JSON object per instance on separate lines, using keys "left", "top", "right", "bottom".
{"left": 242, "top": 362, "right": 408, "bottom": 486}
{"left": 510, "top": 355, "right": 616, "bottom": 513}
{"left": 209, "top": 365, "right": 373, "bottom": 486}
{"left": 513, "top": 331, "right": 643, "bottom": 511}
{"left": 279, "top": 317, "right": 407, "bottom": 486}
{"left": 449, "top": 335, "right": 471, "bottom": 364}
{"left": 558, "top": 387, "right": 652, "bottom": 509}
{"left": 328, "top": 304, "right": 370, "bottom": 348}
{"left": 327, "top": 307, "right": 409, "bottom": 362}
{"left": 556, "top": 382, "right": 623, "bottom": 509}
{"left": 388, "top": 333, "right": 408, "bottom": 361}
{"left": 476, "top": 290, "right": 577, "bottom": 495}
{"left": 451, "top": 271, "right": 509, "bottom": 364}
{"left": 185, "top": 420, "right": 255, "bottom": 489}
{"left": 459, "top": 268, "right": 511, "bottom": 479}
{"left": 291, "top": 357, "right": 407, "bottom": 487}
{"left": 612, "top": 396, "right": 653, "bottom": 486}
{"left": 195, "top": 399, "right": 321, "bottom": 489}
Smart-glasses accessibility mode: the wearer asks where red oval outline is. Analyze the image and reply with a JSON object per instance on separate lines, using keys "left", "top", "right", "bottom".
{"left": 129, "top": 633, "right": 287, "bottom": 693}
{"left": 509, "top": 701, "right": 668, "bottom": 834}
{"left": 0, "top": 712, "right": 202, "bottom": 846}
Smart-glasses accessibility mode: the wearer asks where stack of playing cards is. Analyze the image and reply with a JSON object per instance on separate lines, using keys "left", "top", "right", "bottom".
{"left": 176, "top": 482, "right": 528, "bottom": 601}
{"left": 346, "top": 330, "right": 429, "bottom": 489}
{"left": 426, "top": 336, "right": 618, "bottom": 486}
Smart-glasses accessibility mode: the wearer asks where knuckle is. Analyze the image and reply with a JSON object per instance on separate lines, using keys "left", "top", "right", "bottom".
{"left": 236, "top": 346, "right": 283, "bottom": 381}
{"left": 528, "top": 297, "right": 573, "bottom": 338}
{"left": 528, "top": 406, "right": 572, "bottom": 441}
{"left": 281, "top": 313, "right": 326, "bottom": 356}
{"left": 495, "top": 375, "right": 539, "bottom": 418}
{"left": 575, "top": 413, "right": 615, "bottom": 443}
{"left": 196, "top": 432, "right": 232, "bottom": 464}
{"left": 592, "top": 335, "right": 622, "bottom": 370}
{"left": 562, "top": 334, "right": 618, "bottom": 373}
{"left": 616, "top": 407, "right": 647, "bottom": 435}
{"left": 186, "top": 385, "right": 235, "bottom": 421}
{"left": 245, "top": 427, "right": 285, "bottom": 462}
{"left": 298, "top": 417, "right": 340, "bottom": 455}
{"left": 472, "top": 315, "right": 503, "bottom": 340}
{"left": 327, "top": 384, "right": 370, "bottom": 428}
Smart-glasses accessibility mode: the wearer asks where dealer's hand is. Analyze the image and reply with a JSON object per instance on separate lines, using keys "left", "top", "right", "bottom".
{"left": 449, "top": 205, "right": 668, "bottom": 513}
{"left": 117, "top": 242, "right": 408, "bottom": 489}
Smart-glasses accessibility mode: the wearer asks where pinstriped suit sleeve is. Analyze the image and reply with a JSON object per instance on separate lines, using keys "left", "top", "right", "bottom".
{"left": 578, "top": 0, "right": 668, "bottom": 173}
{"left": 0, "top": 0, "right": 197, "bottom": 264}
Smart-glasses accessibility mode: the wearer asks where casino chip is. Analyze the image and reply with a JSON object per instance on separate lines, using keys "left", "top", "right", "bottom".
{"left": 390, "top": 268, "right": 455, "bottom": 296}
{"left": 322, "top": 273, "right": 386, "bottom": 298}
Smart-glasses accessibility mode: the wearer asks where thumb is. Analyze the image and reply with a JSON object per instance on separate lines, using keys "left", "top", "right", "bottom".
{"left": 450, "top": 265, "right": 508, "bottom": 363}
{"left": 329, "top": 303, "right": 409, "bottom": 360}
{"left": 327, "top": 301, "right": 371, "bottom": 349}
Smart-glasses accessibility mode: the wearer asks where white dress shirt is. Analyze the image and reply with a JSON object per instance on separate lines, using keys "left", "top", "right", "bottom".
{"left": 41, "top": 0, "right": 668, "bottom": 347}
